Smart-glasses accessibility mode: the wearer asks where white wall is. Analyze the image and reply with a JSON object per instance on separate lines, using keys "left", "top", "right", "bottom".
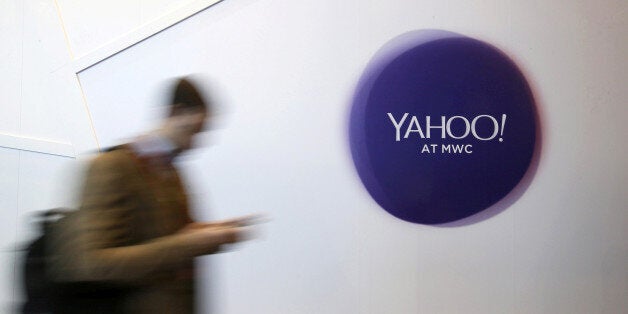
{"left": 1, "top": 0, "right": 626, "bottom": 313}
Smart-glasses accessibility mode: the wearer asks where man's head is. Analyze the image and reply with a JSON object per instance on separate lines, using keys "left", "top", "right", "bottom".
{"left": 161, "top": 77, "right": 211, "bottom": 152}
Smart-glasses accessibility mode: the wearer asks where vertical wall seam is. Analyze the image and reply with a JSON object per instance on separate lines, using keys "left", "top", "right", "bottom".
{"left": 52, "top": 0, "right": 101, "bottom": 152}
{"left": 12, "top": 0, "right": 26, "bottom": 307}
{"left": 53, "top": 0, "right": 75, "bottom": 59}
{"left": 76, "top": 77, "right": 101, "bottom": 151}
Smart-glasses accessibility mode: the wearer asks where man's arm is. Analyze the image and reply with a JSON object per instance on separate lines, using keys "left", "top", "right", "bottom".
{"left": 57, "top": 152, "right": 245, "bottom": 284}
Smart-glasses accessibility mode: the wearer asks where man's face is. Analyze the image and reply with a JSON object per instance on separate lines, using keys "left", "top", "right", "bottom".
{"left": 168, "top": 106, "right": 209, "bottom": 152}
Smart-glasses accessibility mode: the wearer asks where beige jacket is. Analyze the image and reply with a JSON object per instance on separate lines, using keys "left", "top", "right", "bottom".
{"left": 50, "top": 146, "right": 201, "bottom": 313}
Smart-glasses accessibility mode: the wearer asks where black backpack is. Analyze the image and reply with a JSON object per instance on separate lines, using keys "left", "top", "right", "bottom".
{"left": 21, "top": 209, "right": 68, "bottom": 313}
{"left": 21, "top": 209, "right": 129, "bottom": 314}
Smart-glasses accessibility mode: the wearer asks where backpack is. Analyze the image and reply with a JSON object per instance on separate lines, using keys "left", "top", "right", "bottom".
{"left": 22, "top": 208, "right": 133, "bottom": 314}
{"left": 21, "top": 209, "right": 70, "bottom": 313}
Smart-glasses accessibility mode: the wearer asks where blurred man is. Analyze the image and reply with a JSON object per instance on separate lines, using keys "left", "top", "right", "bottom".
{"left": 49, "top": 78, "right": 254, "bottom": 313}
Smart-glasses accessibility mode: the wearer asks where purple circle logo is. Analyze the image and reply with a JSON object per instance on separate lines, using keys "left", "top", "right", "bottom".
{"left": 349, "top": 30, "right": 538, "bottom": 225}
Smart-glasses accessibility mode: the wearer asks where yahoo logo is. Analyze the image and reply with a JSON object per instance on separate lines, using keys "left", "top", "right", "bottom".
{"left": 349, "top": 30, "right": 538, "bottom": 225}
{"left": 388, "top": 114, "right": 507, "bottom": 141}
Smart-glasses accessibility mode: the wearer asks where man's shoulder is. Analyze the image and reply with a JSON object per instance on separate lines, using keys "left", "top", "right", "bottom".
{"left": 88, "top": 145, "right": 136, "bottom": 171}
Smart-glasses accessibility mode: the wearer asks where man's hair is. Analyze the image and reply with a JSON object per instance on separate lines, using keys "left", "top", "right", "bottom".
{"left": 169, "top": 77, "right": 209, "bottom": 114}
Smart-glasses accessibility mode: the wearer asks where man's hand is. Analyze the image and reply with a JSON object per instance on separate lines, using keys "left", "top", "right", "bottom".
{"left": 190, "top": 214, "right": 267, "bottom": 229}
{"left": 177, "top": 215, "right": 264, "bottom": 256}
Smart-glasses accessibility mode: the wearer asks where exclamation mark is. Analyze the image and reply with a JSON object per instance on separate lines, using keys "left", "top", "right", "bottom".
{"left": 499, "top": 114, "right": 507, "bottom": 142}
